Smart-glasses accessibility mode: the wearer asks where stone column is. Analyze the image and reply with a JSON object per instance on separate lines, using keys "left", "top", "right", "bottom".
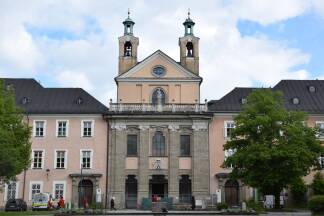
{"left": 108, "top": 123, "right": 127, "bottom": 209}
{"left": 192, "top": 121, "right": 210, "bottom": 200}
{"left": 138, "top": 125, "right": 150, "bottom": 206}
{"left": 71, "top": 177, "right": 78, "bottom": 208}
{"left": 168, "top": 124, "right": 180, "bottom": 203}
{"left": 114, "top": 124, "right": 127, "bottom": 208}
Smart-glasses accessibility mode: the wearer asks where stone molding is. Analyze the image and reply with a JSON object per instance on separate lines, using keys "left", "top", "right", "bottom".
{"left": 110, "top": 123, "right": 127, "bottom": 130}
{"left": 168, "top": 124, "right": 180, "bottom": 132}
{"left": 192, "top": 122, "right": 208, "bottom": 131}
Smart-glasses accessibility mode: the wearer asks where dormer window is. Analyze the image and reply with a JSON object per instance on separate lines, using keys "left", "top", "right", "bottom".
{"left": 21, "top": 97, "right": 30, "bottom": 104}
{"left": 240, "top": 97, "right": 247, "bottom": 104}
{"left": 76, "top": 97, "right": 83, "bottom": 105}
{"left": 292, "top": 97, "right": 300, "bottom": 105}
{"left": 308, "top": 86, "right": 316, "bottom": 93}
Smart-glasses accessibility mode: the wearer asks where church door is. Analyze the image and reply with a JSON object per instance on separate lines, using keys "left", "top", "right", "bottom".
{"left": 225, "top": 179, "right": 239, "bottom": 206}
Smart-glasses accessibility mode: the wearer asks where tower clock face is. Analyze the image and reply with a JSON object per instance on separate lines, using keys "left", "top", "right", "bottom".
{"left": 152, "top": 66, "right": 166, "bottom": 77}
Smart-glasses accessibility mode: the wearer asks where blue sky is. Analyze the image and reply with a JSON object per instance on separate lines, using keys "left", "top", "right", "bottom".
{"left": 0, "top": 0, "right": 324, "bottom": 104}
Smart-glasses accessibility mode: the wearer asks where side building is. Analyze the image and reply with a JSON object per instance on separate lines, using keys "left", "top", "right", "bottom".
{"left": 0, "top": 78, "right": 108, "bottom": 208}
{"left": 208, "top": 80, "right": 324, "bottom": 206}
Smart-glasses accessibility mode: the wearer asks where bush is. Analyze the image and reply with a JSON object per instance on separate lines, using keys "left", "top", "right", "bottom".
{"left": 216, "top": 202, "right": 228, "bottom": 210}
{"left": 312, "top": 172, "right": 324, "bottom": 195}
{"left": 246, "top": 199, "right": 263, "bottom": 212}
{"left": 290, "top": 178, "right": 307, "bottom": 204}
{"left": 308, "top": 195, "right": 324, "bottom": 213}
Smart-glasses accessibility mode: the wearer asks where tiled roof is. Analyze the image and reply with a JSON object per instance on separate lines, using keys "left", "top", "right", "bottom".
{"left": 208, "top": 80, "right": 324, "bottom": 114}
{"left": 208, "top": 88, "right": 257, "bottom": 112}
{"left": 3, "top": 78, "right": 108, "bottom": 114}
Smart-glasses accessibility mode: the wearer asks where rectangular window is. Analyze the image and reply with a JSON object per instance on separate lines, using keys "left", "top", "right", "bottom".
{"left": 55, "top": 151, "right": 66, "bottom": 169}
{"left": 180, "top": 135, "right": 190, "bottom": 156}
{"left": 6, "top": 182, "right": 17, "bottom": 200}
{"left": 316, "top": 122, "right": 324, "bottom": 138}
{"left": 83, "top": 121, "right": 92, "bottom": 137}
{"left": 57, "top": 121, "right": 67, "bottom": 137}
{"left": 81, "top": 150, "right": 92, "bottom": 169}
{"left": 224, "top": 121, "right": 235, "bottom": 138}
{"left": 54, "top": 183, "right": 64, "bottom": 200}
{"left": 127, "top": 134, "right": 137, "bottom": 156}
{"left": 31, "top": 183, "right": 41, "bottom": 199}
{"left": 319, "top": 154, "right": 324, "bottom": 169}
{"left": 32, "top": 150, "right": 43, "bottom": 169}
{"left": 34, "top": 121, "right": 45, "bottom": 137}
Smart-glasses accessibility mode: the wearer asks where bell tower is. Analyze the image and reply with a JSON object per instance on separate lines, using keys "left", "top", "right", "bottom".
{"left": 179, "top": 10, "right": 199, "bottom": 75}
{"left": 118, "top": 10, "right": 139, "bottom": 75}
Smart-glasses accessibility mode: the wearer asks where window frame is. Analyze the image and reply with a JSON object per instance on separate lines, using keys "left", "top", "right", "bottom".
{"left": 152, "top": 131, "right": 166, "bottom": 157}
{"left": 54, "top": 150, "right": 67, "bottom": 169}
{"left": 81, "top": 120, "right": 94, "bottom": 137}
{"left": 315, "top": 121, "right": 324, "bottom": 138}
{"left": 127, "top": 134, "right": 138, "bottom": 157}
{"left": 80, "top": 149, "right": 93, "bottom": 169}
{"left": 56, "top": 120, "right": 69, "bottom": 137}
{"left": 224, "top": 121, "right": 235, "bottom": 138}
{"left": 4, "top": 181, "right": 19, "bottom": 201}
{"left": 31, "top": 149, "right": 45, "bottom": 169}
{"left": 29, "top": 181, "right": 43, "bottom": 200}
{"left": 52, "top": 181, "right": 66, "bottom": 200}
{"left": 33, "top": 120, "right": 46, "bottom": 137}
{"left": 180, "top": 134, "right": 191, "bottom": 157}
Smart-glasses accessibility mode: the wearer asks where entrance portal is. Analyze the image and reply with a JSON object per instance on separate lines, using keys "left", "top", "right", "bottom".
{"left": 149, "top": 175, "right": 168, "bottom": 200}
{"left": 78, "top": 179, "right": 93, "bottom": 208}
{"left": 225, "top": 179, "right": 239, "bottom": 206}
{"left": 125, "top": 175, "right": 137, "bottom": 209}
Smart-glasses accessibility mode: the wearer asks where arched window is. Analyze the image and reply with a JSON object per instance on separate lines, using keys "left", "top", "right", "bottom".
{"left": 186, "top": 42, "right": 193, "bottom": 57}
{"left": 152, "top": 88, "right": 166, "bottom": 105}
{"left": 124, "top": 41, "right": 132, "bottom": 57}
{"left": 152, "top": 131, "right": 165, "bottom": 156}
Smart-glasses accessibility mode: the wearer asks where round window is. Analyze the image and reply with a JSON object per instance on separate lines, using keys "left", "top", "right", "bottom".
{"left": 152, "top": 66, "right": 166, "bottom": 77}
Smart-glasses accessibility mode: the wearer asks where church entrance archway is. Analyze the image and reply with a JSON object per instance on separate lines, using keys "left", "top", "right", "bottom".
{"left": 125, "top": 175, "right": 137, "bottom": 209}
{"left": 78, "top": 179, "right": 93, "bottom": 208}
{"left": 225, "top": 179, "right": 239, "bottom": 206}
{"left": 149, "top": 175, "right": 168, "bottom": 200}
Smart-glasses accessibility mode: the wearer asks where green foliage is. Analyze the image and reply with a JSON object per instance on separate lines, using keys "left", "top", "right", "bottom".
{"left": 216, "top": 202, "right": 228, "bottom": 210}
{"left": 0, "top": 80, "right": 31, "bottom": 182}
{"left": 246, "top": 199, "right": 263, "bottom": 213}
{"left": 308, "top": 195, "right": 324, "bottom": 213}
{"left": 290, "top": 178, "right": 307, "bottom": 204}
{"left": 223, "top": 89, "right": 324, "bottom": 208}
{"left": 312, "top": 172, "right": 324, "bottom": 195}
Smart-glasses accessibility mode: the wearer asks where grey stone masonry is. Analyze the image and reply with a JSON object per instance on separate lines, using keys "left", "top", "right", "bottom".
{"left": 168, "top": 127, "right": 180, "bottom": 202}
{"left": 138, "top": 125, "right": 150, "bottom": 204}
{"left": 192, "top": 121, "right": 210, "bottom": 199}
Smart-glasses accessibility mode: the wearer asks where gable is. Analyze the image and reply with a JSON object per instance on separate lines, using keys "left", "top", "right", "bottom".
{"left": 116, "top": 50, "right": 201, "bottom": 81}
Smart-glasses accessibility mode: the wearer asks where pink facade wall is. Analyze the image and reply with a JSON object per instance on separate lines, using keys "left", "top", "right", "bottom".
{"left": 0, "top": 114, "right": 107, "bottom": 206}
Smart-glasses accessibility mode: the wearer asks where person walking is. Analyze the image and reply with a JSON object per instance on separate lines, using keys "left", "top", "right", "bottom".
{"left": 191, "top": 196, "right": 196, "bottom": 210}
{"left": 110, "top": 197, "right": 116, "bottom": 210}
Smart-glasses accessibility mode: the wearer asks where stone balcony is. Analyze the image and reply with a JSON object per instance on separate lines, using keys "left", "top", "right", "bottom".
{"left": 109, "top": 102, "right": 208, "bottom": 113}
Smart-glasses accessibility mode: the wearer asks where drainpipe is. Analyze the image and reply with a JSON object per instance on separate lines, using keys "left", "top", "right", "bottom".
{"left": 22, "top": 113, "right": 30, "bottom": 201}
{"left": 105, "top": 117, "right": 110, "bottom": 209}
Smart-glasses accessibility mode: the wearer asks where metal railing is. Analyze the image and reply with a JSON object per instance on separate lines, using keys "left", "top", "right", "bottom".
{"left": 109, "top": 103, "right": 208, "bottom": 113}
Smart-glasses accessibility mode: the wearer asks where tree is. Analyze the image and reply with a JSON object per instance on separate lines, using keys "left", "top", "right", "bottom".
{"left": 311, "top": 172, "right": 324, "bottom": 195}
{"left": 223, "top": 89, "right": 323, "bottom": 209}
{"left": 0, "top": 80, "right": 31, "bottom": 184}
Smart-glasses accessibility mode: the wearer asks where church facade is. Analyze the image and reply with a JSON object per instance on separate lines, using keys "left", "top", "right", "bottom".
{"left": 106, "top": 13, "right": 212, "bottom": 208}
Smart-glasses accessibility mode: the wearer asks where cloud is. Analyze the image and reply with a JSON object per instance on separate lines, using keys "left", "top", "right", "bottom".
{"left": 0, "top": 0, "right": 318, "bottom": 104}
{"left": 228, "top": 0, "right": 311, "bottom": 25}
{"left": 56, "top": 70, "right": 93, "bottom": 91}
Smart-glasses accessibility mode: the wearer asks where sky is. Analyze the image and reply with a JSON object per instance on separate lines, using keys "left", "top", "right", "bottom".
{"left": 1, "top": 0, "right": 324, "bottom": 105}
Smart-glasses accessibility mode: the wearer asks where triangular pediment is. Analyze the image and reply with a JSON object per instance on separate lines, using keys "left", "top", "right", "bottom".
{"left": 116, "top": 50, "right": 201, "bottom": 81}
